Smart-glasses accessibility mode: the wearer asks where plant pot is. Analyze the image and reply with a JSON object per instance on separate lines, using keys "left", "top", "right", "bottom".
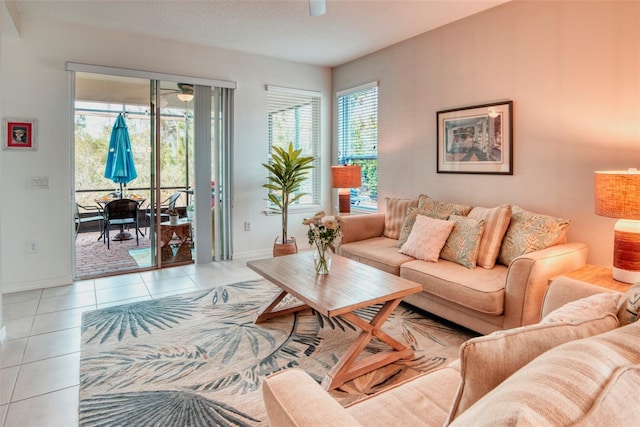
{"left": 169, "top": 215, "right": 179, "bottom": 225}
{"left": 273, "top": 236, "right": 298, "bottom": 257}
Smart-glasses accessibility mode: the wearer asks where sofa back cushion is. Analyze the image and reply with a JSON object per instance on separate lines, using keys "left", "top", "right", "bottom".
{"left": 446, "top": 309, "right": 620, "bottom": 423}
{"left": 449, "top": 321, "right": 640, "bottom": 427}
{"left": 497, "top": 205, "right": 570, "bottom": 266}
{"left": 467, "top": 204, "right": 512, "bottom": 269}
{"left": 383, "top": 197, "right": 418, "bottom": 240}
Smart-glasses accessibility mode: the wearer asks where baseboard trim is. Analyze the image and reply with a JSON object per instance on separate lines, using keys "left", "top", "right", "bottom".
{"left": 2, "top": 275, "right": 73, "bottom": 294}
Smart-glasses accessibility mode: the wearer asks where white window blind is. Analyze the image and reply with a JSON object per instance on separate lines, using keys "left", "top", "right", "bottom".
{"left": 337, "top": 82, "right": 378, "bottom": 209}
{"left": 267, "top": 85, "right": 321, "bottom": 209}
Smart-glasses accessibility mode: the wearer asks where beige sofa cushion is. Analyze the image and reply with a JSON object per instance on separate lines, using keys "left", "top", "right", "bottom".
{"left": 446, "top": 311, "right": 620, "bottom": 423}
{"left": 400, "top": 259, "right": 507, "bottom": 315}
{"left": 449, "top": 321, "right": 640, "bottom": 426}
{"left": 383, "top": 197, "right": 417, "bottom": 240}
{"left": 467, "top": 204, "right": 511, "bottom": 269}
{"left": 498, "top": 205, "right": 570, "bottom": 265}
{"left": 399, "top": 215, "right": 455, "bottom": 262}
{"left": 339, "top": 236, "right": 414, "bottom": 276}
{"left": 440, "top": 215, "right": 485, "bottom": 269}
{"left": 347, "top": 367, "right": 460, "bottom": 427}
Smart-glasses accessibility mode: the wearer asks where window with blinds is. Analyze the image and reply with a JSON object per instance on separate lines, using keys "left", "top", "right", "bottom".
{"left": 337, "top": 82, "right": 378, "bottom": 210}
{"left": 267, "top": 85, "right": 321, "bottom": 209}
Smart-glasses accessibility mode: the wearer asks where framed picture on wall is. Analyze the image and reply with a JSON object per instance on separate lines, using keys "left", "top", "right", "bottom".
{"left": 437, "top": 101, "right": 512, "bottom": 174}
{"left": 3, "top": 118, "right": 37, "bottom": 151}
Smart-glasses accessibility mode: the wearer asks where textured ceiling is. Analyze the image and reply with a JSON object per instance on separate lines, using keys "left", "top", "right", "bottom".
{"left": 11, "top": 0, "right": 509, "bottom": 67}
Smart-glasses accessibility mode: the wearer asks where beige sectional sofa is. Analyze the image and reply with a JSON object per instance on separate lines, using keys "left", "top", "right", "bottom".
{"left": 335, "top": 195, "right": 589, "bottom": 334}
{"left": 262, "top": 278, "right": 640, "bottom": 426}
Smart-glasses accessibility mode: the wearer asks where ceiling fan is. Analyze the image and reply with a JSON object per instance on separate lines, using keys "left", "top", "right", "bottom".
{"left": 160, "top": 83, "right": 194, "bottom": 106}
{"left": 309, "top": 0, "right": 326, "bottom": 16}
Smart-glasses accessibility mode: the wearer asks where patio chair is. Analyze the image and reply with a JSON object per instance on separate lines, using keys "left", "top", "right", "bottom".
{"left": 144, "top": 192, "right": 181, "bottom": 234}
{"left": 74, "top": 203, "right": 105, "bottom": 240}
{"left": 103, "top": 198, "right": 141, "bottom": 249}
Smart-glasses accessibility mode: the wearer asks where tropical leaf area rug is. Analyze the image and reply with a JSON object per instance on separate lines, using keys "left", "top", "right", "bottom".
{"left": 79, "top": 279, "right": 476, "bottom": 426}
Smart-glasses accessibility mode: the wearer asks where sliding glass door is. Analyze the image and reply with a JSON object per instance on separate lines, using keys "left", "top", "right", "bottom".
{"left": 71, "top": 65, "right": 234, "bottom": 279}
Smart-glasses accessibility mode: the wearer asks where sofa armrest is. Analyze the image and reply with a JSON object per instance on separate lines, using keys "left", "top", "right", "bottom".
{"left": 262, "top": 369, "right": 362, "bottom": 427}
{"left": 540, "top": 276, "right": 622, "bottom": 318}
{"left": 339, "top": 213, "right": 386, "bottom": 244}
{"left": 501, "top": 242, "right": 588, "bottom": 329}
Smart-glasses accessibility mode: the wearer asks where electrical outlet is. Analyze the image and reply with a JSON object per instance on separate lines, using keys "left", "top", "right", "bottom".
{"left": 244, "top": 221, "right": 252, "bottom": 231}
{"left": 26, "top": 240, "right": 38, "bottom": 254}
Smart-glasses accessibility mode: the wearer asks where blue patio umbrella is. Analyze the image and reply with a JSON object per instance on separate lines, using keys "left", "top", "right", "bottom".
{"left": 104, "top": 113, "right": 137, "bottom": 195}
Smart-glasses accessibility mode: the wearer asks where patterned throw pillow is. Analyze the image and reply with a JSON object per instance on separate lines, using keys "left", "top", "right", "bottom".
{"left": 467, "top": 205, "right": 512, "bottom": 269}
{"left": 398, "top": 215, "right": 455, "bottom": 262}
{"left": 440, "top": 215, "right": 485, "bottom": 269}
{"left": 397, "top": 195, "right": 472, "bottom": 248}
{"left": 497, "top": 205, "right": 570, "bottom": 266}
{"left": 417, "top": 194, "right": 472, "bottom": 218}
{"left": 383, "top": 197, "right": 418, "bottom": 240}
{"left": 621, "top": 284, "right": 640, "bottom": 325}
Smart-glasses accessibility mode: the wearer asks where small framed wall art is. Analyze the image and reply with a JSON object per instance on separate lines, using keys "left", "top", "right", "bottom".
{"left": 437, "top": 101, "right": 512, "bottom": 174}
{"left": 3, "top": 118, "right": 37, "bottom": 151}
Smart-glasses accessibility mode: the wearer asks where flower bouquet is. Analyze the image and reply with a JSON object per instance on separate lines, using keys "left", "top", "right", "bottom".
{"left": 303, "top": 211, "right": 344, "bottom": 274}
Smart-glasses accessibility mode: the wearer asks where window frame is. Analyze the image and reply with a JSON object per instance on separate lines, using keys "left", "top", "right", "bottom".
{"left": 336, "top": 81, "right": 379, "bottom": 212}
{"left": 265, "top": 85, "right": 322, "bottom": 214}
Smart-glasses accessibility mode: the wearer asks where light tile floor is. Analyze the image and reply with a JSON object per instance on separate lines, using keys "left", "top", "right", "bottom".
{"left": 0, "top": 259, "right": 263, "bottom": 427}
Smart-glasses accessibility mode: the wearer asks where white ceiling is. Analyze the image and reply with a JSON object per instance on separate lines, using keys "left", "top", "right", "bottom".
{"left": 9, "top": 0, "right": 509, "bottom": 67}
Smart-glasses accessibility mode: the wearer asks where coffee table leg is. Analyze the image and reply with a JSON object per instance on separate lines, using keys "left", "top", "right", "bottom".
{"left": 253, "top": 290, "right": 308, "bottom": 324}
{"left": 321, "top": 298, "right": 414, "bottom": 390}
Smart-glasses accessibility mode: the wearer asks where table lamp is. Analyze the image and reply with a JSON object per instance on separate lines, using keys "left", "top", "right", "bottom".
{"left": 331, "top": 165, "right": 362, "bottom": 214}
{"left": 594, "top": 168, "right": 640, "bottom": 283}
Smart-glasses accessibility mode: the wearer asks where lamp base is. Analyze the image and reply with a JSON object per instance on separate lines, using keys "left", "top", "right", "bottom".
{"left": 613, "top": 219, "right": 640, "bottom": 284}
{"left": 338, "top": 192, "right": 351, "bottom": 214}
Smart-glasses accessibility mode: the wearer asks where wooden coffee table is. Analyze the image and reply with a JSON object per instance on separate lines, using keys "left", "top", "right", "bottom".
{"left": 247, "top": 252, "right": 422, "bottom": 390}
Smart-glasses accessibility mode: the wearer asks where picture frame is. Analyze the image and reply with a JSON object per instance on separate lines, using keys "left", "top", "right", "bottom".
{"left": 437, "top": 101, "right": 512, "bottom": 174}
{"left": 3, "top": 118, "right": 37, "bottom": 151}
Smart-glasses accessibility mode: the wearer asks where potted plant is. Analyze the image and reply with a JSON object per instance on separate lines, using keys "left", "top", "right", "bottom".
{"left": 167, "top": 208, "right": 179, "bottom": 225}
{"left": 262, "top": 143, "right": 314, "bottom": 256}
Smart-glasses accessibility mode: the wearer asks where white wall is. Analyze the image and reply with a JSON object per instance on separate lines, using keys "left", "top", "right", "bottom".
{"left": 0, "top": 16, "right": 331, "bottom": 293}
{"left": 332, "top": 0, "right": 640, "bottom": 268}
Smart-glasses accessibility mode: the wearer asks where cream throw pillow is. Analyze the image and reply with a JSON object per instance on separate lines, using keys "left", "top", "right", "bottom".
{"left": 445, "top": 313, "right": 620, "bottom": 423}
{"left": 467, "top": 205, "right": 511, "bottom": 269}
{"left": 540, "top": 292, "right": 623, "bottom": 324}
{"left": 398, "top": 215, "right": 454, "bottom": 262}
{"left": 383, "top": 197, "right": 418, "bottom": 240}
{"left": 440, "top": 215, "right": 485, "bottom": 269}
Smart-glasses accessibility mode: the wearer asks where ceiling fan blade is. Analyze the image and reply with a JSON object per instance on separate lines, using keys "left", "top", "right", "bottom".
{"left": 309, "top": 0, "right": 326, "bottom": 16}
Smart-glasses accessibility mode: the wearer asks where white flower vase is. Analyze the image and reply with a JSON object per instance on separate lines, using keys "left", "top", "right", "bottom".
{"left": 313, "top": 249, "right": 331, "bottom": 274}
{"left": 169, "top": 215, "right": 178, "bottom": 225}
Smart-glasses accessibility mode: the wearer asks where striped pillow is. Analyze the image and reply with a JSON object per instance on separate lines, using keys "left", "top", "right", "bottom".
{"left": 383, "top": 197, "right": 418, "bottom": 240}
{"left": 447, "top": 313, "right": 620, "bottom": 423}
{"left": 467, "top": 205, "right": 512, "bottom": 269}
{"left": 449, "top": 321, "right": 640, "bottom": 426}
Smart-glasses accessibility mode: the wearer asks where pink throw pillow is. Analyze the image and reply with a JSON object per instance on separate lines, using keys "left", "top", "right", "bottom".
{"left": 398, "top": 215, "right": 454, "bottom": 262}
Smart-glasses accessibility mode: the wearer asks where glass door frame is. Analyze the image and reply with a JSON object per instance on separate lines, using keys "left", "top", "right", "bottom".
{"left": 68, "top": 62, "right": 236, "bottom": 278}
